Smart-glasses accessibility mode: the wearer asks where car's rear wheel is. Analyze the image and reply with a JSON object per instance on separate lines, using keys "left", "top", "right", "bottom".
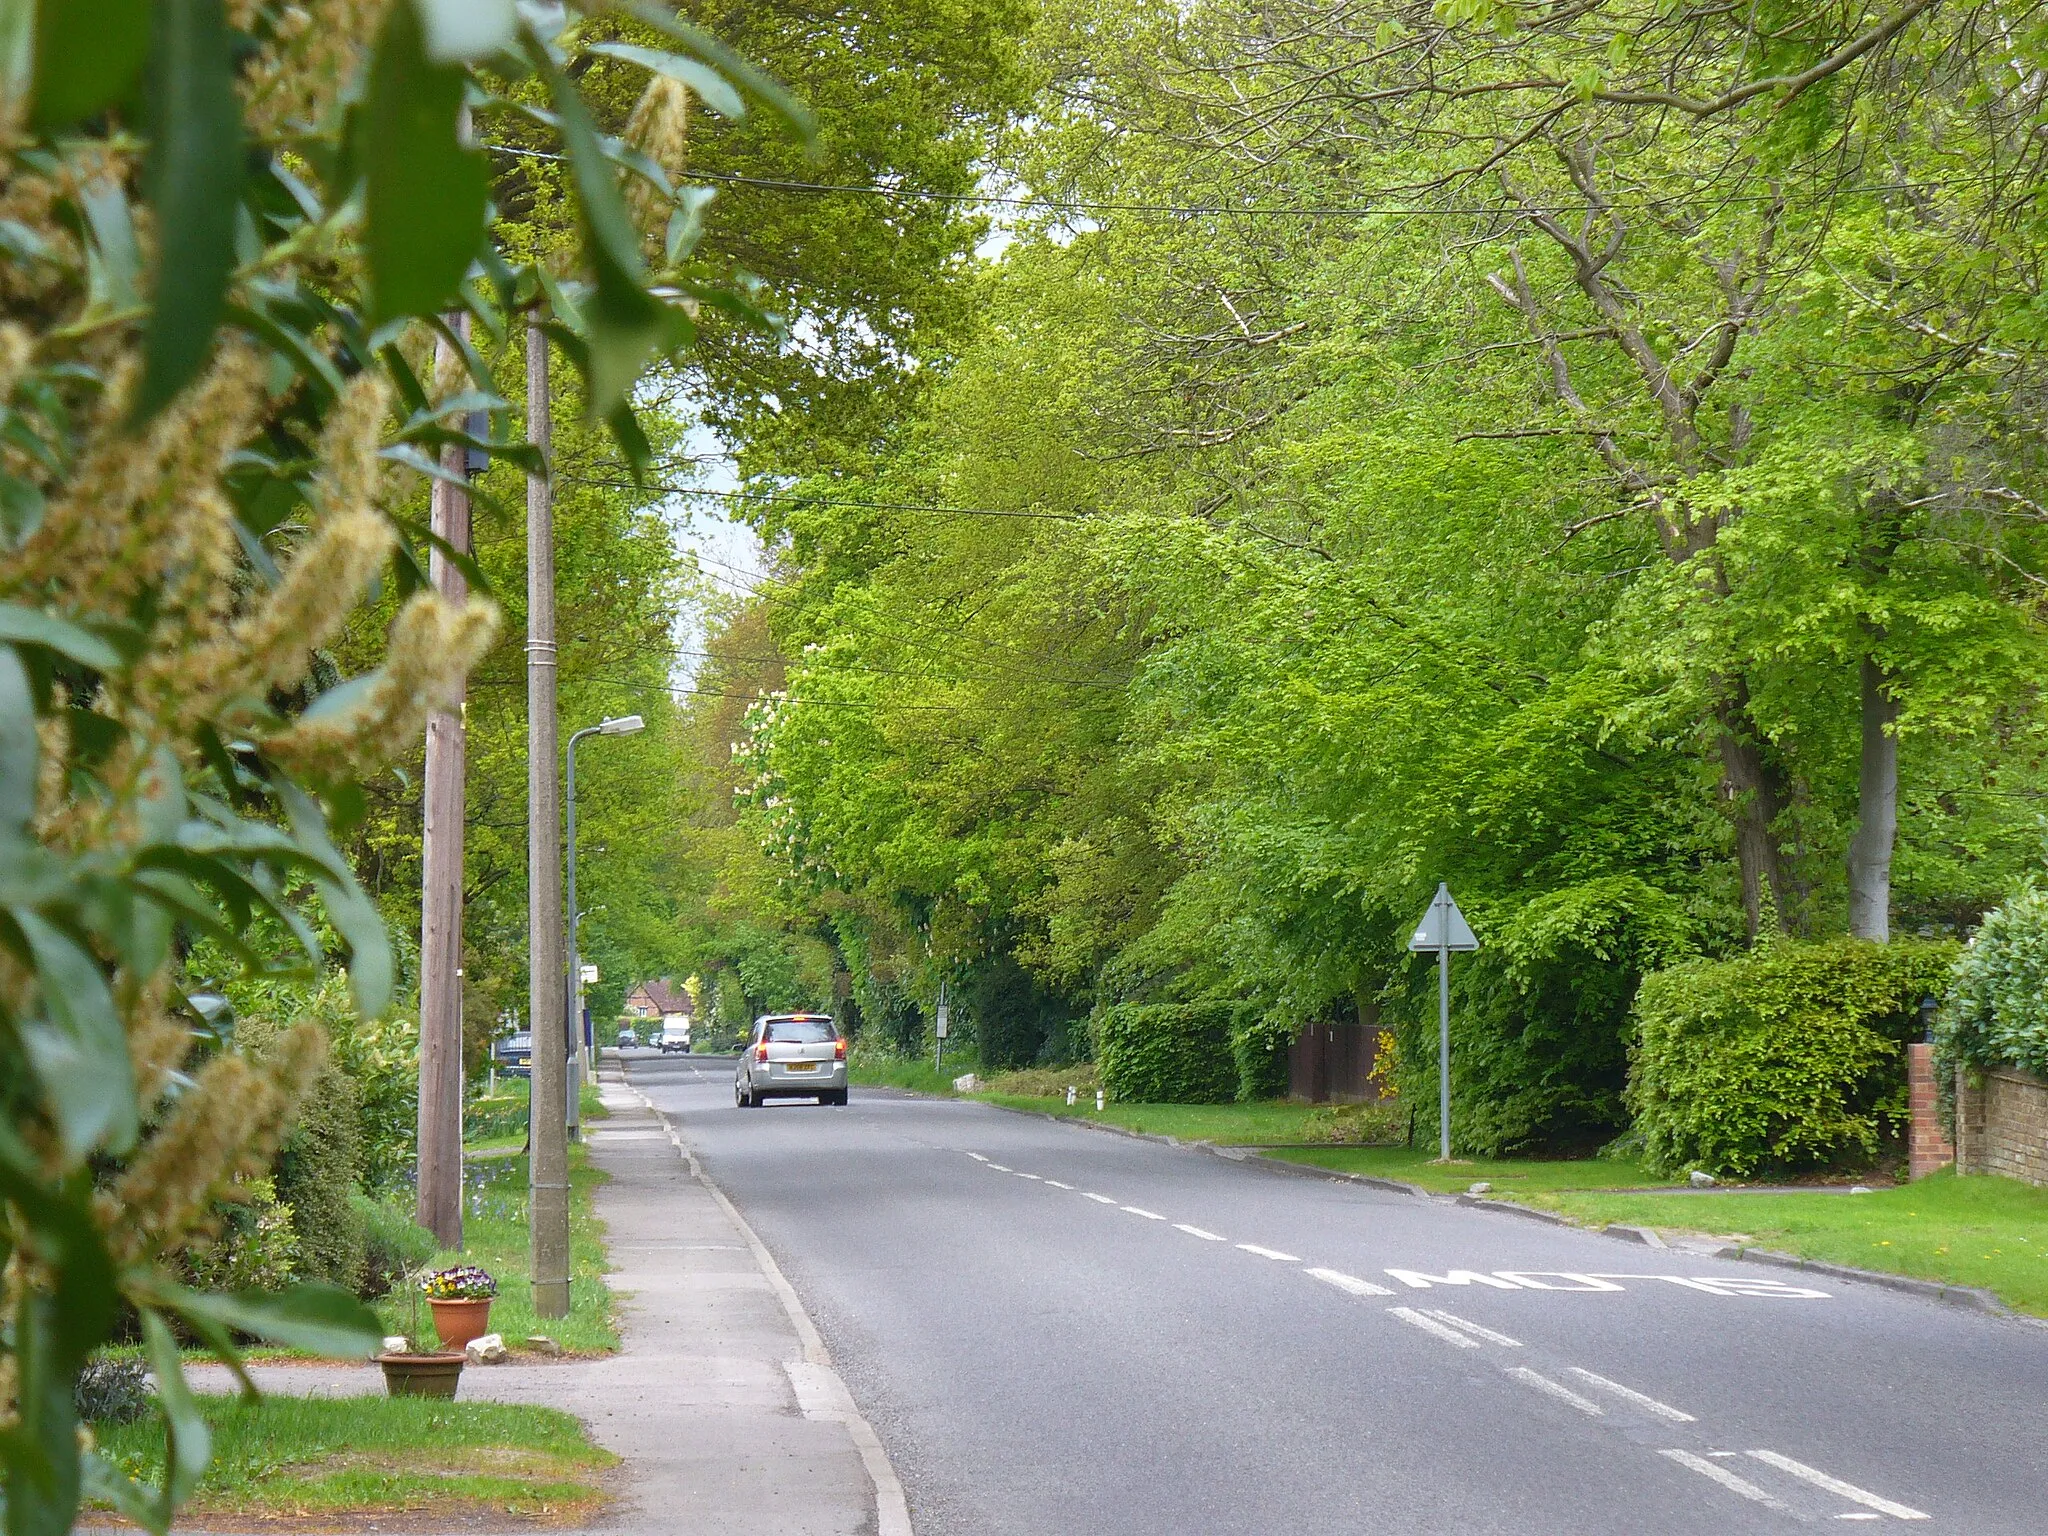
{"left": 735, "top": 1080, "right": 752, "bottom": 1109}
{"left": 823, "top": 1090, "right": 848, "bottom": 1107}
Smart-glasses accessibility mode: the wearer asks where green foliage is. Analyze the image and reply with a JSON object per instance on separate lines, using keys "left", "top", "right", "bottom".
{"left": 1096, "top": 1003, "right": 1240, "bottom": 1104}
{"left": 1230, "top": 1014, "right": 1293, "bottom": 1102}
{"left": 1628, "top": 939, "right": 1958, "bottom": 1177}
{"left": 180, "top": 1180, "right": 301, "bottom": 1295}
{"left": 353, "top": 1196, "right": 440, "bottom": 1302}
{"left": 74, "top": 1357, "right": 152, "bottom": 1428}
{"left": 274, "top": 1066, "right": 367, "bottom": 1296}
{"left": 1398, "top": 879, "right": 1696, "bottom": 1156}
{"left": 1935, "top": 886, "right": 2048, "bottom": 1079}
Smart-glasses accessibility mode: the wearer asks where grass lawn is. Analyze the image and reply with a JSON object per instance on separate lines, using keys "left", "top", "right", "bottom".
{"left": 1533, "top": 1171, "right": 2048, "bottom": 1316}
{"left": 93, "top": 1394, "right": 613, "bottom": 1521}
{"left": 380, "top": 1143, "right": 618, "bottom": 1356}
{"left": 983, "top": 1094, "right": 1388, "bottom": 1145}
{"left": 1265, "top": 1143, "right": 1674, "bottom": 1194}
{"left": 849, "top": 1052, "right": 972, "bottom": 1095}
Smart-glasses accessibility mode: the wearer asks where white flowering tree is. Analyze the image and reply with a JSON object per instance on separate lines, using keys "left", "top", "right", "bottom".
{"left": 0, "top": 3, "right": 804, "bottom": 1532}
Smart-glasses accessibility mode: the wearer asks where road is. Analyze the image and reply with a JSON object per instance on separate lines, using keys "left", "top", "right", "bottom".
{"left": 626, "top": 1053, "right": 2047, "bottom": 1534}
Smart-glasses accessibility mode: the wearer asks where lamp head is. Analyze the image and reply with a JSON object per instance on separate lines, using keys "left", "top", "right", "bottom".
{"left": 599, "top": 714, "right": 644, "bottom": 736}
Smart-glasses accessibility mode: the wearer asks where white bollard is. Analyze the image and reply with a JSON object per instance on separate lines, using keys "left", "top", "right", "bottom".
{"left": 1065, "top": 1085, "right": 1076, "bottom": 1106}
{"left": 1095, "top": 1088, "right": 1105, "bottom": 1112}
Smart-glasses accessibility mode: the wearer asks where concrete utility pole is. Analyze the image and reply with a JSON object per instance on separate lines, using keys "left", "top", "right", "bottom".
{"left": 417, "top": 316, "right": 473, "bottom": 1250}
{"left": 526, "top": 320, "right": 571, "bottom": 1318}
{"left": 566, "top": 716, "right": 643, "bottom": 1142}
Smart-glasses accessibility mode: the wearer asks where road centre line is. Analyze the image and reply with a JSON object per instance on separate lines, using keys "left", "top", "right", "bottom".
{"left": 1043, "top": 1180, "right": 1074, "bottom": 1189}
{"left": 1122, "top": 1205, "right": 1165, "bottom": 1219}
{"left": 1505, "top": 1366, "right": 1604, "bottom": 1416}
{"left": 1083, "top": 1193, "right": 1118, "bottom": 1204}
{"left": 1565, "top": 1368, "right": 1695, "bottom": 1422}
{"left": 966, "top": 1152, "right": 987, "bottom": 1161}
{"left": 1387, "top": 1307, "right": 1483, "bottom": 1348}
{"left": 1660, "top": 1450, "right": 1790, "bottom": 1510}
{"left": 986, "top": 1163, "right": 1012, "bottom": 1172}
{"left": 1237, "top": 1243, "right": 1300, "bottom": 1262}
{"left": 1307, "top": 1267, "right": 1396, "bottom": 1297}
{"left": 1424, "top": 1309, "right": 1521, "bottom": 1347}
{"left": 1013, "top": 1172, "right": 1042, "bottom": 1180}
{"left": 1174, "top": 1224, "right": 1226, "bottom": 1241}
{"left": 1745, "top": 1452, "right": 1929, "bottom": 1520}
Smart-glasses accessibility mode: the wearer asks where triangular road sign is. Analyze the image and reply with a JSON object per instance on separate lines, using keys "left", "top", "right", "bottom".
{"left": 1408, "top": 882, "right": 1479, "bottom": 952}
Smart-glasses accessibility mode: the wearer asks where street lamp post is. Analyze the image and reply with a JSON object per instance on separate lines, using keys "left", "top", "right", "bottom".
{"left": 566, "top": 715, "right": 643, "bottom": 1138}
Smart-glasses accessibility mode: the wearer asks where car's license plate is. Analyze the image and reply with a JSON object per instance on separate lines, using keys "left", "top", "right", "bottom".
{"left": 785, "top": 1061, "right": 817, "bottom": 1073}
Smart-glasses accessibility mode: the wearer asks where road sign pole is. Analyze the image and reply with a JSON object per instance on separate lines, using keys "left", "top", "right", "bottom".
{"left": 1408, "top": 882, "right": 1477, "bottom": 1165}
{"left": 1438, "top": 929, "right": 1452, "bottom": 1163}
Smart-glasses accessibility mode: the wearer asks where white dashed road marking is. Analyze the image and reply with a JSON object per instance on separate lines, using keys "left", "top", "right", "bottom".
{"left": 1237, "top": 1244, "right": 1299, "bottom": 1262}
{"left": 1174, "top": 1224, "right": 1226, "bottom": 1241}
{"left": 1660, "top": 1450, "right": 1790, "bottom": 1510}
{"left": 1745, "top": 1452, "right": 1929, "bottom": 1520}
{"left": 1387, "top": 1307, "right": 1482, "bottom": 1349}
{"left": 1307, "top": 1267, "right": 1396, "bottom": 1298}
{"left": 965, "top": 1153, "right": 987, "bottom": 1162}
{"left": 1082, "top": 1193, "right": 1118, "bottom": 1205}
{"left": 1043, "top": 1180, "right": 1074, "bottom": 1189}
{"left": 986, "top": 1163, "right": 1011, "bottom": 1172}
{"left": 1014, "top": 1172, "right": 1042, "bottom": 1180}
{"left": 1424, "top": 1310, "right": 1521, "bottom": 1347}
{"left": 1122, "top": 1206, "right": 1165, "bottom": 1220}
{"left": 1565, "top": 1368, "right": 1695, "bottom": 1422}
{"left": 1506, "top": 1367, "right": 1603, "bottom": 1416}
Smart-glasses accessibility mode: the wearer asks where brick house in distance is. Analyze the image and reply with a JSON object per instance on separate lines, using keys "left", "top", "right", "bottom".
{"left": 624, "top": 978, "right": 692, "bottom": 1028}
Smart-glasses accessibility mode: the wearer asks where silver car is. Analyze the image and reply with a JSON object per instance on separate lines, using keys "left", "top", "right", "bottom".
{"left": 736, "top": 1013, "right": 847, "bottom": 1107}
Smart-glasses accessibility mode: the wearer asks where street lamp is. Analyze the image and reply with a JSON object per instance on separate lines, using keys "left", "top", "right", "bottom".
{"left": 565, "top": 715, "right": 642, "bottom": 1139}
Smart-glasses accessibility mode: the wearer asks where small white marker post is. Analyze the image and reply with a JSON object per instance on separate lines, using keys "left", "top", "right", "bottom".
{"left": 933, "top": 982, "right": 950, "bottom": 1072}
{"left": 1408, "top": 882, "right": 1479, "bottom": 1162}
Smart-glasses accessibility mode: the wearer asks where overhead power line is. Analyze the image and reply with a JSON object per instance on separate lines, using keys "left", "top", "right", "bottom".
{"left": 558, "top": 476, "right": 1083, "bottom": 522}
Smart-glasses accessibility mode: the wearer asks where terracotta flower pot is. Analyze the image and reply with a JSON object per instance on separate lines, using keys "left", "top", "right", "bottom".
{"left": 377, "top": 1352, "right": 464, "bottom": 1398}
{"left": 429, "top": 1296, "right": 494, "bottom": 1352}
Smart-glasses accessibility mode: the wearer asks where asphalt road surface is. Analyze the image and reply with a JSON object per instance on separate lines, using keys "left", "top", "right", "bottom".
{"left": 625, "top": 1053, "right": 2047, "bottom": 1535}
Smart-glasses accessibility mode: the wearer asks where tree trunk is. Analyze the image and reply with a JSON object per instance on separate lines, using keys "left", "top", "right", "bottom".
{"left": 1714, "top": 682, "right": 1791, "bottom": 939}
{"left": 1847, "top": 652, "right": 1898, "bottom": 942}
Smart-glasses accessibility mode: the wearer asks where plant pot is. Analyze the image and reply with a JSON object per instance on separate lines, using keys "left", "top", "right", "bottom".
{"left": 429, "top": 1296, "right": 494, "bottom": 1352}
{"left": 377, "top": 1352, "right": 464, "bottom": 1399}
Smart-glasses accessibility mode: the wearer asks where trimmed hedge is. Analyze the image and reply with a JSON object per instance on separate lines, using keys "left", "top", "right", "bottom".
{"left": 1097, "top": 1003, "right": 1239, "bottom": 1103}
{"left": 1936, "top": 886, "right": 2048, "bottom": 1079}
{"left": 1628, "top": 937, "right": 1957, "bottom": 1177}
{"left": 1230, "top": 1013, "right": 1293, "bottom": 1101}
{"left": 274, "top": 1063, "right": 368, "bottom": 1294}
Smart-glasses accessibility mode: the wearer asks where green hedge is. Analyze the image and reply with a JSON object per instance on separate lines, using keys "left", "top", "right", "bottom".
{"left": 1936, "top": 886, "right": 2048, "bottom": 1079}
{"left": 1097, "top": 1003, "right": 1239, "bottom": 1103}
{"left": 1230, "top": 1013, "right": 1293, "bottom": 1101}
{"left": 1628, "top": 937, "right": 1957, "bottom": 1177}
{"left": 274, "top": 1062, "right": 368, "bottom": 1294}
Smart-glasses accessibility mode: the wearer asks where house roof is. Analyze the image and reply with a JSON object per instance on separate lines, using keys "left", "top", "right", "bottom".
{"left": 633, "top": 978, "right": 692, "bottom": 1015}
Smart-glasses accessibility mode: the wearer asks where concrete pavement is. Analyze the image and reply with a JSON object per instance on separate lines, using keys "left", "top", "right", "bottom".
{"left": 633, "top": 1053, "right": 2048, "bottom": 1535}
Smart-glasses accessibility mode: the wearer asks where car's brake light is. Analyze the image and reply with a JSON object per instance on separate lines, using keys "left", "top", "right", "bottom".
{"left": 835, "top": 1038, "right": 847, "bottom": 1061}
{"left": 755, "top": 1039, "right": 769, "bottom": 1062}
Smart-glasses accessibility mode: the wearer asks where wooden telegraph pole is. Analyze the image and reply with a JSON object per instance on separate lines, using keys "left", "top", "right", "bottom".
{"left": 526, "top": 319, "right": 571, "bottom": 1317}
{"left": 417, "top": 316, "right": 472, "bottom": 1249}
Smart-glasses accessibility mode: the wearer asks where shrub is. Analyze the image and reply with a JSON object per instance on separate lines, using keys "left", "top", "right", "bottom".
{"left": 1628, "top": 938, "right": 1958, "bottom": 1177}
{"left": 1302, "top": 1102, "right": 1408, "bottom": 1144}
{"left": 355, "top": 1195, "right": 440, "bottom": 1300}
{"left": 275, "top": 1064, "right": 368, "bottom": 1294}
{"left": 1936, "top": 886, "right": 2048, "bottom": 1078}
{"left": 182, "top": 1179, "right": 302, "bottom": 1294}
{"left": 1096, "top": 1003, "right": 1238, "bottom": 1103}
{"left": 75, "top": 1357, "right": 151, "bottom": 1426}
{"left": 1394, "top": 878, "right": 1693, "bottom": 1156}
{"left": 1230, "top": 1014, "right": 1294, "bottom": 1102}
{"left": 980, "top": 1063, "right": 1101, "bottom": 1097}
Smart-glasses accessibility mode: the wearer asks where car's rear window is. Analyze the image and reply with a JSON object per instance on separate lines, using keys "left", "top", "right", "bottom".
{"left": 766, "top": 1018, "right": 836, "bottom": 1043}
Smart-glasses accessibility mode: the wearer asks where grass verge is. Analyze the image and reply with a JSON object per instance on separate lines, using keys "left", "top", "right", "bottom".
{"left": 94, "top": 1394, "right": 614, "bottom": 1522}
{"left": 1529, "top": 1170, "right": 2048, "bottom": 1316}
{"left": 379, "top": 1145, "right": 618, "bottom": 1355}
{"left": 1266, "top": 1143, "right": 1673, "bottom": 1194}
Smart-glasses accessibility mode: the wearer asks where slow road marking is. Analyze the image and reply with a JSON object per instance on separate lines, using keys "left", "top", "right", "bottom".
{"left": 1387, "top": 1307, "right": 1482, "bottom": 1348}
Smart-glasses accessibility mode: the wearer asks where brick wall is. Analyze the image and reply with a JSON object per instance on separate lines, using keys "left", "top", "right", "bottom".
{"left": 1907, "top": 1043, "right": 1953, "bottom": 1179}
{"left": 1956, "top": 1063, "right": 2048, "bottom": 1187}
